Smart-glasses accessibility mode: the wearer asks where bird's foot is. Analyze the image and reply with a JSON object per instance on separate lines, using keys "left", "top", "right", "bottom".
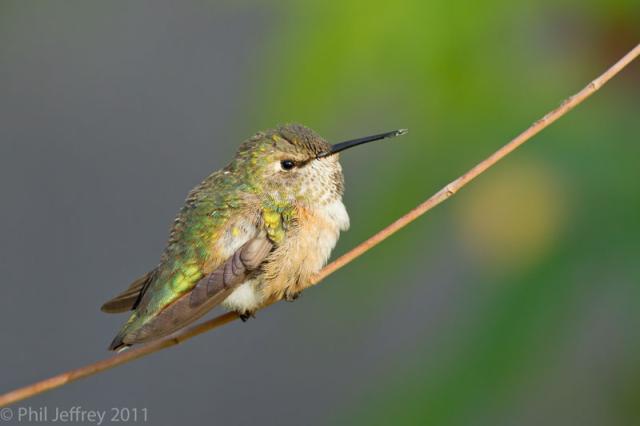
{"left": 284, "top": 290, "right": 302, "bottom": 302}
{"left": 239, "top": 311, "right": 256, "bottom": 322}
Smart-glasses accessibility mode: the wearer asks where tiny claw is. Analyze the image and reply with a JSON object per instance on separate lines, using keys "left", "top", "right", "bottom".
{"left": 239, "top": 312, "right": 255, "bottom": 322}
{"left": 284, "top": 291, "right": 301, "bottom": 302}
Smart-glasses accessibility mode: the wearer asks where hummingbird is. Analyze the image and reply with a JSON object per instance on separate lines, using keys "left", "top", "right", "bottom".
{"left": 102, "top": 124, "right": 407, "bottom": 351}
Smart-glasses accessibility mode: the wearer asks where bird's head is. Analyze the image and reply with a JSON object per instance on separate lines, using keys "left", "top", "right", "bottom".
{"left": 230, "top": 123, "right": 406, "bottom": 205}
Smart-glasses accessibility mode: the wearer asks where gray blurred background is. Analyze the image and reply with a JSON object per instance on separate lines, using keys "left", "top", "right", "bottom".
{"left": 1, "top": 1, "right": 639, "bottom": 425}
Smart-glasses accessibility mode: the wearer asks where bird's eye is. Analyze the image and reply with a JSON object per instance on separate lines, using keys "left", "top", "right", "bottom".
{"left": 280, "top": 160, "right": 296, "bottom": 171}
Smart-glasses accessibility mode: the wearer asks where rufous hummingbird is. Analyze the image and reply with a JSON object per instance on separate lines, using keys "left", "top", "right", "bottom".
{"left": 102, "top": 124, "right": 407, "bottom": 350}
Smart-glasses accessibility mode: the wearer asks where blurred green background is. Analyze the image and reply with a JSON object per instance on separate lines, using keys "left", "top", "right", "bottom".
{"left": 0, "top": 1, "right": 638, "bottom": 425}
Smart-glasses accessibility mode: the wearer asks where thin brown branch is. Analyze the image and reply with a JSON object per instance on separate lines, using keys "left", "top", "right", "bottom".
{"left": 1, "top": 43, "right": 638, "bottom": 408}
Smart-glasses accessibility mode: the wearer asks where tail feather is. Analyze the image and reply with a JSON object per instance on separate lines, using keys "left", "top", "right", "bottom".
{"left": 101, "top": 270, "right": 155, "bottom": 313}
{"left": 108, "top": 334, "right": 130, "bottom": 352}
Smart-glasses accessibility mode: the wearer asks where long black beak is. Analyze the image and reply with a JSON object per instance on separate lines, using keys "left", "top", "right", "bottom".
{"left": 317, "top": 129, "right": 408, "bottom": 158}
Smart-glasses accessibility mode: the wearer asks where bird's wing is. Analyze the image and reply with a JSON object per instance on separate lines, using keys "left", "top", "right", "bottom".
{"left": 109, "top": 235, "right": 272, "bottom": 350}
{"left": 187, "top": 236, "right": 272, "bottom": 308}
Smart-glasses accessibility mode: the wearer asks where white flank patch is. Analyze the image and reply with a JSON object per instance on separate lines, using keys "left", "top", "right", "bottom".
{"left": 322, "top": 199, "right": 350, "bottom": 231}
{"left": 222, "top": 280, "right": 264, "bottom": 313}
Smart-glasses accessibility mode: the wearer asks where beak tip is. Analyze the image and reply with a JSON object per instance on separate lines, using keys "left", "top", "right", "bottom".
{"left": 317, "top": 127, "right": 409, "bottom": 159}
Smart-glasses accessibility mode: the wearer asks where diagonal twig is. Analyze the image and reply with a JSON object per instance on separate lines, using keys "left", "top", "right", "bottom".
{"left": 1, "top": 42, "right": 638, "bottom": 408}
